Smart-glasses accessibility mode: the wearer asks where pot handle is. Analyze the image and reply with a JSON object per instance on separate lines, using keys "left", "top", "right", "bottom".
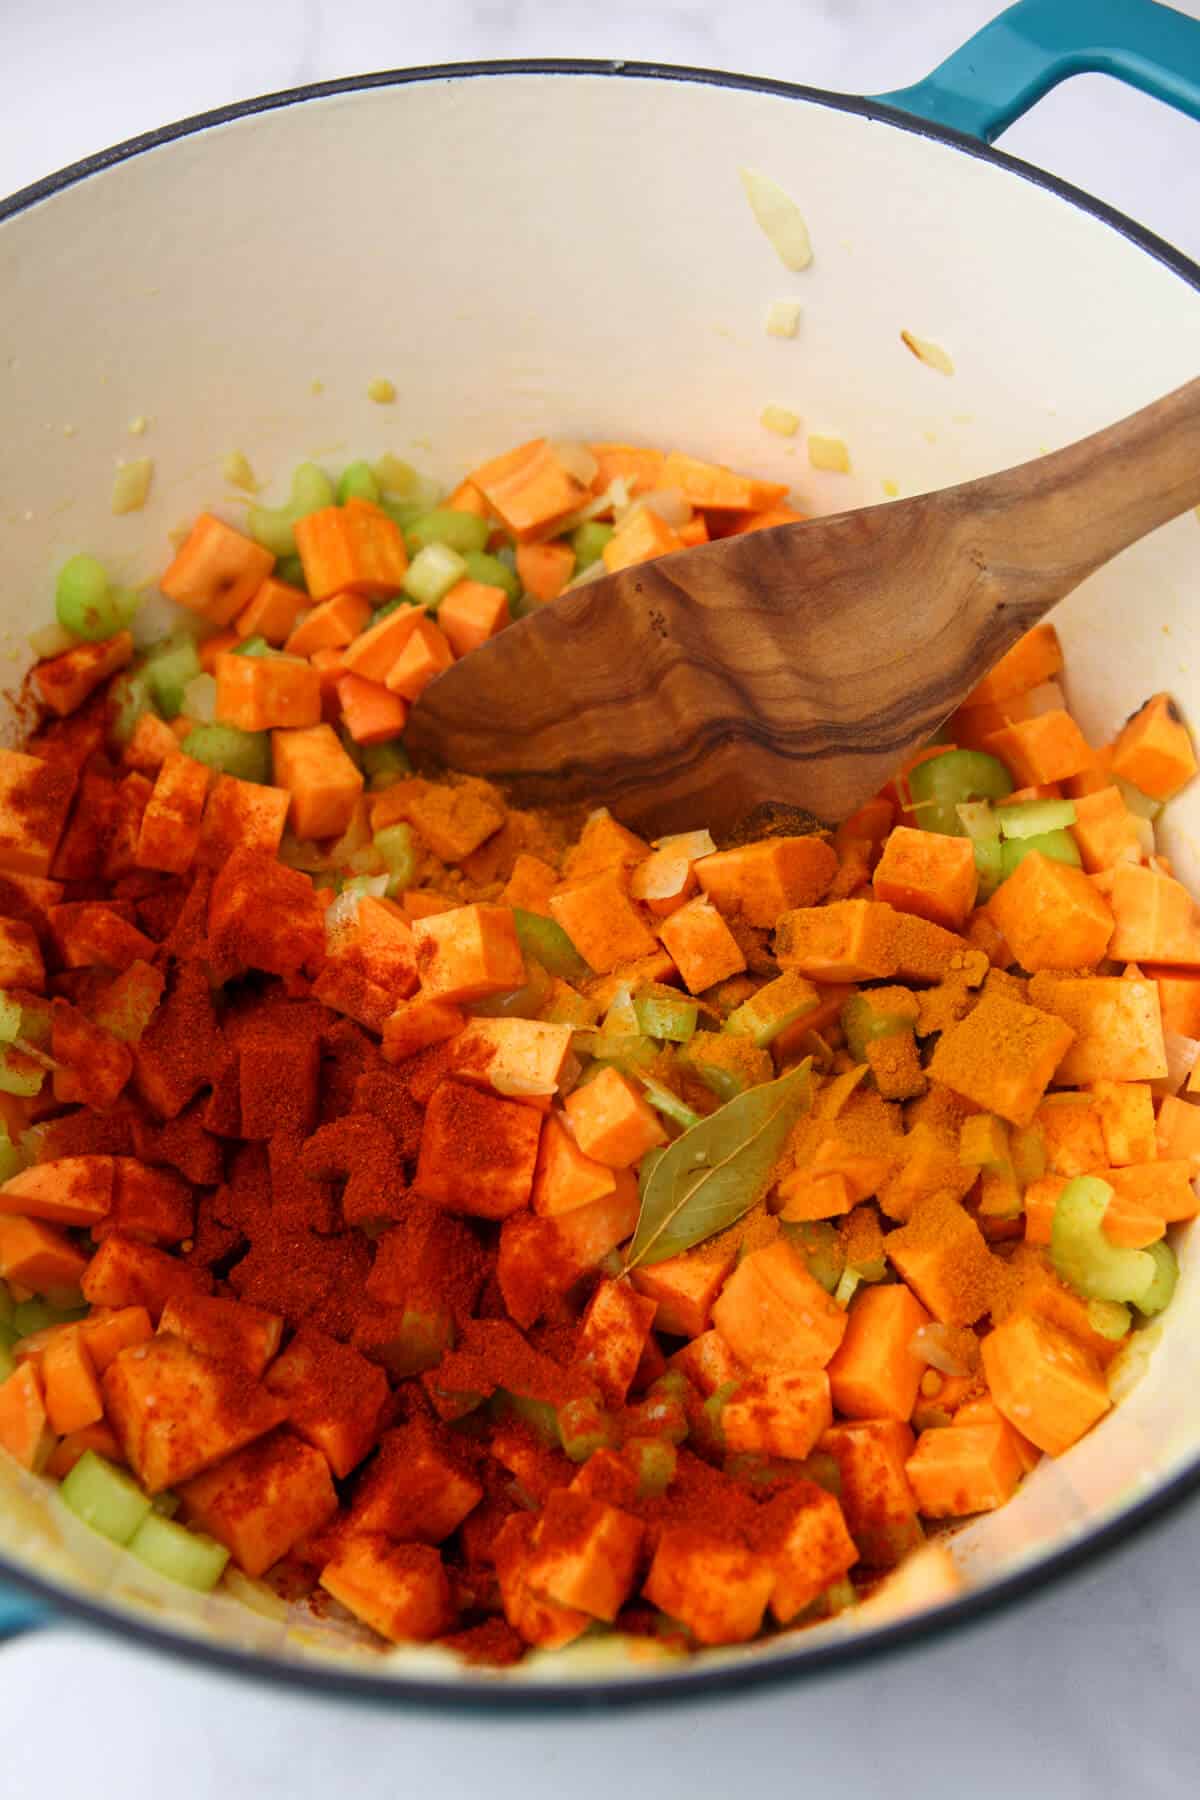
{"left": 875, "top": 0, "right": 1200, "bottom": 141}
{"left": 0, "top": 1584, "right": 45, "bottom": 1640}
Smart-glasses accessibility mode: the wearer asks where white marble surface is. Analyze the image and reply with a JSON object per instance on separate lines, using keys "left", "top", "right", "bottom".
{"left": 3, "top": 4, "right": 1200, "bottom": 1795}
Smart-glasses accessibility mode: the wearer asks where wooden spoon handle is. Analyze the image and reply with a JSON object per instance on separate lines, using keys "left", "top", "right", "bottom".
{"left": 951, "top": 375, "right": 1200, "bottom": 607}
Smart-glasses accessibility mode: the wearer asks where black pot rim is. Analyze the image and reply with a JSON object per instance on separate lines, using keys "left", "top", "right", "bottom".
{"left": 1, "top": 55, "right": 1198, "bottom": 1714}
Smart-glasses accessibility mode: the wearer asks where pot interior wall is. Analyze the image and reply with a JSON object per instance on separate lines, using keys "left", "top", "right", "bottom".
{"left": 2, "top": 69, "right": 1200, "bottom": 1685}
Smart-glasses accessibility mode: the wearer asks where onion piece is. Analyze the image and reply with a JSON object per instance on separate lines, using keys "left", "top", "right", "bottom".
{"left": 566, "top": 557, "right": 610, "bottom": 590}
{"left": 739, "top": 167, "right": 813, "bottom": 271}
{"left": 1025, "top": 681, "right": 1068, "bottom": 716}
{"left": 909, "top": 1323, "right": 974, "bottom": 1378}
{"left": 28, "top": 622, "right": 77, "bottom": 660}
{"left": 1161, "top": 1031, "right": 1200, "bottom": 1095}
{"left": 550, "top": 441, "right": 599, "bottom": 488}
{"left": 132, "top": 591, "right": 201, "bottom": 651}
{"left": 181, "top": 673, "right": 217, "bottom": 725}
{"left": 615, "top": 486, "right": 692, "bottom": 530}
{"left": 900, "top": 331, "right": 955, "bottom": 376}
{"left": 324, "top": 890, "right": 364, "bottom": 943}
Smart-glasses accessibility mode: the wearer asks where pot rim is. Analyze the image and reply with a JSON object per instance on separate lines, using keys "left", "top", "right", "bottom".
{"left": 1, "top": 56, "right": 1198, "bottom": 1711}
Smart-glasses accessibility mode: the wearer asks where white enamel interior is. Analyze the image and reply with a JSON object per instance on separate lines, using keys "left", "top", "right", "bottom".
{"left": 2, "top": 69, "right": 1200, "bottom": 1695}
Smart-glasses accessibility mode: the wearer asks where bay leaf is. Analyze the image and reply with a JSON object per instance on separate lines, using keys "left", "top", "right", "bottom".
{"left": 625, "top": 1060, "right": 812, "bottom": 1270}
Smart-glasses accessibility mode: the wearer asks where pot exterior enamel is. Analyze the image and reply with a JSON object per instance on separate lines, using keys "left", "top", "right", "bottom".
{"left": 1, "top": 66, "right": 1199, "bottom": 1698}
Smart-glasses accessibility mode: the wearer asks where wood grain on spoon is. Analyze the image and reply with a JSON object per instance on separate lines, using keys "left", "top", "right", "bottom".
{"left": 407, "top": 378, "right": 1200, "bottom": 838}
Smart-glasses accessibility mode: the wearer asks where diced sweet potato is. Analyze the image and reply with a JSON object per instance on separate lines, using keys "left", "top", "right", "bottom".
{"left": 447, "top": 1017, "right": 573, "bottom": 1100}
{"left": 928, "top": 991, "right": 1074, "bottom": 1126}
{"left": 712, "top": 1239, "right": 846, "bottom": 1370}
{"left": 1070, "top": 786, "right": 1142, "bottom": 873}
{"left": 644, "top": 1526, "right": 775, "bottom": 1645}
{"left": 667, "top": 1328, "right": 744, "bottom": 1396}
{"left": 81, "top": 1234, "right": 212, "bottom": 1321}
{"left": 0, "top": 1361, "right": 55, "bottom": 1471}
{"left": 493, "top": 1512, "right": 590, "bottom": 1649}
{"left": 320, "top": 1535, "right": 454, "bottom": 1643}
{"left": 775, "top": 898, "right": 977, "bottom": 986}
{"left": 271, "top": 722, "right": 364, "bottom": 842}
{"left": 562, "top": 1066, "right": 666, "bottom": 1169}
{"left": 438, "top": 580, "right": 511, "bottom": 656}
{"left": 498, "top": 1174, "right": 638, "bottom": 1328}
{"left": 0, "top": 1213, "right": 88, "bottom": 1294}
{"left": 0, "top": 918, "right": 43, "bottom": 990}
{"left": 208, "top": 848, "right": 326, "bottom": 979}
{"left": 196, "top": 775, "right": 289, "bottom": 867}
{"left": 1107, "top": 864, "right": 1200, "bottom": 966}
{"left": 34, "top": 634, "right": 134, "bottom": 718}
{"left": 531, "top": 1112, "right": 617, "bottom": 1216}
{"left": 96, "top": 1157, "right": 193, "bottom": 1244}
{"left": 657, "top": 896, "right": 747, "bottom": 994}
{"left": 630, "top": 1239, "right": 739, "bottom": 1339}
{"left": 821, "top": 1420, "right": 923, "bottom": 1567}
{"left": 723, "top": 1369, "right": 833, "bottom": 1460}
{"left": 413, "top": 904, "right": 526, "bottom": 1003}
{"left": 103, "top": 1332, "right": 287, "bottom": 1491}
{"left": 294, "top": 500, "right": 408, "bottom": 601}
{"left": 264, "top": 1328, "right": 389, "bottom": 1477}
{"left": 0, "top": 1156, "right": 113, "bottom": 1228}
{"left": 415, "top": 1080, "right": 542, "bottom": 1219}
{"left": 44, "top": 1420, "right": 125, "bottom": 1479}
{"left": 78, "top": 1305, "right": 153, "bottom": 1372}
{"left": 179, "top": 1428, "right": 338, "bottom": 1576}
{"left": 349, "top": 1417, "right": 483, "bottom": 1543}
{"left": 753, "top": 1482, "right": 858, "bottom": 1623}
{"left": 525, "top": 1490, "right": 643, "bottom": 1621}
{"left": 574, "top": 1279, "right": 658, "bottom": 1406}
{"left": 885, "top": 1198, "right": 998, "bottom": 1325}
{"left": 549, "top": 866, "right": 657, "bottom": 975}
{"left": 963, "top": 624, "right": 1063, "bottom": 706}
{"left": 694, "top": 836, "right": 837, "bottom": 928}
{"left": 157, "top": 1294, "right": 283, "bottom": 1376}
{"left": 988, "top": 853, "right": 1114, "bottom": 973}
{"left": 135, "top": 754, "right": 211, "bottom": 874}
{"left": 986, "top": 711, "right": 1093, "bottom": 784}
{"left": 1109, "top": 693, "right": 1197, "bottom": 800}
{"left": 873, "top": 828, "right": 978, "bottom": 932}
{"left": 1030, "top": 975, "right": 1166, "bottom": 1084}
{"left": 161, "top": 514, "right": 275, "bottom": 623}
{"left": 980, "top": 1312, "right": 1110, "bottom": 1456}
{"left": 0, "top": 750, "right": 76, "bottom": 878}
{"left": 905, "top": 1422, "right": 1025, "bottom": 1517}
{"left": 827, "top": 1284, "right": 930, "bottom": 1422}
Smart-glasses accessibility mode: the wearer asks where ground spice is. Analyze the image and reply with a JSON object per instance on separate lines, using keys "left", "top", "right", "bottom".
{"left": 437, "top": 1617, "right": 525, "bottom": 1667}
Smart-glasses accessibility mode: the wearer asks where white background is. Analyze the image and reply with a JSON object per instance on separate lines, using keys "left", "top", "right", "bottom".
{"left": 3, "top": 3, "right": 1200, "bottom": 1795}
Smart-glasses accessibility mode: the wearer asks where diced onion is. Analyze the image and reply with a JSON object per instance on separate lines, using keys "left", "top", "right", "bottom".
{"left": 1025, "top": 681, "right": 1067, "bottom": 716}
{"left": 765, "top": 300, "right": 802, "bottom": 339}
{"left": 324, "top": 890, "right": 364, "bottom": 942}
{"left": 550, "top": 441, "right": 599, "bottom": 488}
{"left": 900, "top": 330, "right": 955, "bottom": 376}
{"left": 567, "top": 557, "right": 610, "bottom": 590}
{"left": 1161, "top": 1031, "right": 1200, "bottom": 1095}
{"left": 111, "top": 457, "right": 153, "bottom": 515}
{"left": 760, "top": 405, "right": 800, "bottom": 438}
{"left": 739, "top": 167, "right": 813, "bottom": 271}
{"left": 28, "top": 622, "right": 77, "bottom": 660}
{"left": 222, "top": 450, "right": 260, "bottom": 493}
{"left": 808, "top": 435, "right": 851, "bottom": 474}
{"left": 132, "top": 592, "right": 202, "bottom": 651}
{"left": 181, "top": 673, "right": 217, "bottom": 725}
{"left": 616, "top": 487, "right": 692, "bottom": 530}
{"left": 909, "top": 1323, "right": 971, "bottom": 1378}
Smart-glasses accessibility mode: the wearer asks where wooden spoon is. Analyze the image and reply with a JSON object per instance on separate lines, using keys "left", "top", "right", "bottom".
{"left": 406, "top": 378, "right": 1200, "bottom": 838}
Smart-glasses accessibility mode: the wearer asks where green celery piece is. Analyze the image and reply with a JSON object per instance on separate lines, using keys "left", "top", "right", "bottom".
{"left": 819, "top": 1576, "right": 858, "bottom": 1617}
{"left": 701, "top": 1381, "right": 738, "bottom": 1453}
{"left": 276, "top": 554, "right": 307, "bottom": 591}
{"left": 375, "top": 1306, "right": 455, "bottom": 1379}
{"left": 908, "top": 749, "right": 1013, "bottom": 835}
{"left": 999, "top": 829, "right": 1082, "bottom": 879}
{"left": 1086, "top": 1299, "right": 1132, "bottom": 1341}
{"left": 0, "top": 1340, "right": 13, "bottom": 1383}
{"left": 0, "top": 1048, "right": 44, "bottom": 1098}
{"left": 12, "top": 1298, "right": 58, "bottom": 1336}
{"left": 557, "top": 1396, "right": 617, "bottom": 1462}
{"left": 0, "top": 993, "right": 21, "bottom": 1044}
{"left": 972, "top": 836, "right": 1005, "bottom": 899}
{"left": 144, "top": 634, "right": 202, "bottom": 719}
{"left": 362, "top": 740, "right": 413, "bottom": 790}
{"left": 512, "top": 908, "right": 590, "bottom": 981}
{"left": 107, "top": 667, "right": 156, "bottom": 747}
{"left": 17, "top": 1000, "right": 51, "bottom": 1047}
{"left": 997, "top": 797, "right": 1078, "bottom": 840}
{"left": 247, "top": 463, "right": 337, "bottom": 558}
{"left": 602, "top": 984, "right": 639, "bottom": 1036}
{"left": 0, "top": 1129, "right": 26, "bottom": 1184}
{"left": 1136, "top": 1241, "right": 1179, "bottom": 1317}
{"left": 639, "top": 1073, "right": 703, "bottom": 1131}
{"left": 1050, "top": 1175, "right": 1156, "bottom": 1304}
{"left": 461, "top": 548, "right": 521, "bottom": 604}
{"left": 55, "top": 555, "right": 140, "bottom": 643}
{"left": 467, "top": 960, "right": 554, "bottom": 1021}
{"left": 228, "top": 635, "right": 273, "bottom": 658}
{"left": 633, "top": 993, "right": 699, "bottom": 1043}
{"left": 833, "top": 1268, "right": 862, "bottom": 1309}
{"left": 540, "top": 987, "right": 598, "bottom": 1030}
{"left": 724, "top": 972, "right": 818, "bottom": 1048}
{"left": 374, "top": 822, "right": 417, "bottom": 891}
{"left": 571, "top": 520, "right": 614, "bottom": 570}
{"left": 60, "top": 1451, "right": 153, "bottom": 1545}
{"left": 625, "top": 1437, "right": 677, "bottom": 1498}
{"left": 780, "top": 1219, "right": 845, "bottom": 1294}
{"left": 128, "top": 1513, "right": 230, "bottom": 1591}
{"left": 337, "top": 460, "right": 381, "bottom": 505}
{"left": 840, "top": 994, "right": 911, "bottom": 1063}
{"left": 1112, "top": 775, "right": 1163, "bottom": 822}
{"left": 405, "top": 509, "right": 491, "bottom": 556}
{"left": 403, "top": 543, "right": 467, "bottom": 607}
{"left": 677, "top": 1031, "right": 772, "bottom": 1102}
{"left": 290, "top": 462, "right": 336, "bottom": 514}
{"left": 180, "top": 723, "right": 271, "bottom": 784}
{"left": 574, "top": 1032, "right": 658, "bottom": 1075}
{"left": 499, "top": 1391, "right": 560, "bottom": 1448}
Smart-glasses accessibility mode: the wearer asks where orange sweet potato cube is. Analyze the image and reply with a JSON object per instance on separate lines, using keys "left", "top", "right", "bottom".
{"left": 1109, "top": 692, "right": 1197, "bottom": 800}
{"left": 135, "top": 751, "right": 212, "bottom": 875}
{"left": 667, "top": 1328, "right": 744, "bottom": 1395}
{"left": 49, "top": 900, "right": 154, "bottom": 972}
{"left": 0, "top": 750, "right": 75, "bottom": 878}
{"left": 574, "top": 1278, "right": 658, "bottom": 1406}
{"left": 827, "top": 1283, "right": 930, "bottom": 1422}
{"left": 753, "top": 1482, "right": 858, "bottom": 1623}
{"left": 271, "top": 722, "right": 364, "bottom": 841}
{"left": 1032, "top": 975, "right": 1167, "bottom": 1084}
{"left": 41, "top": 1327, "right": 103, "bottom": 1434}
{"left": 196, "top": 773, "right": 289, "bottom": 867}
{"left": 498, "top": 1173, "right": 639, "bottom": 1328}
{"left": 1107, "top": 863, "right": 1200, "bottom": 966}
{"left": 563, "top": 1066, "right": 667, "bottom": 1169}
{"left": 413, "top": 903, "right": 526, "bottom": 1003}
{"left": 234, "top": 575, "right": 309, "bottom": 645}
{"left": 447, "top": 1017, "right": 573, "bottom": 1101}
{"left": 215, "top": 652, "right": 321, "bottom": 732}
{"left": 988, "top": 853, "right": 1114, "bottom": 973}
{"left": 284, "top": 591, "right": 372, "bottom": 658}
{"left": 928, "top": 991, "right": 1074, "bottom": 1126}
{"left": 493, "top": 1512, "right": 590, "bottom": 1649}
{"left": 349, "top": 1417, "right": 484, "bottom": 1542}
{"left": 964, "top": 623, "right": 1063, "bottom": 705}
{"left": 384, "top": 617, "right": 455, "bottom": 702}
{"left": 160, "top": 513, "right": 275, "bottom": 624}
{"left": 44, "top": 1420, "right": 125, "bottom": 1479}
{"left": 657, "top": 896, "right": 747, "bottom": 994}
{"left": 905, "top": 1422, "right": 1025, "bottom": 1518}
{"left": 264, "top": 1328, "right": 389, "bottom": 1478}
{"left": 0, "top": 1214, "right": 88, "bottom": 1294}
{"left": 98, "top": 1157, "right": 193, "bottom": 1244}
{"left": 469, "top": 439, "right": 589, "bottom": 544}
{"left": 531, "top": 1111, "right": 617, "bottom": 1216}
{"left": 694, "top": 836, "right": 837, "bottom": 928}
{"left": 208, "top": 848, "right": 326, "bottom": 978}
{"left": 502, "top": 853, "right": 560, "bottom": 917}
{"left": 381, "top": 997, "right": 466, "bottom": 1062}
{"left": 516, "top": 540, "right": 575, "bottom": 603}
{"left": 873, "top": 827, "right": 978, "bottom": 932}
{"left": 34, "top": 633, "right": 133, "bottom": 718}
{"left": 1070, "top": 785, "right": 1142, "bottom": 873}
{"left": 438, "top": 580, "right": 510, "bottom": 656}
{"left": 78, "top": 1305, "right": 153, "bottom": 1373}
{"left": 1155, "top": 1093, "right": 1200, "bottom": 1170}
{"left": 1089, "top": 1080, "right": 1155, "bottom": 1166}
{"left": 821, "top": 1419, "right": 923, "bottom": 1567}
{"left": 294, "top": 499, "right": 409, "bottom": 601}
{"left": 320, "top": 1536, "right": 454, "bottom": 1643}
{"left": 722, "top": 1369, "right": 833, "bottom": 1460}
{"left": 986, "top": 710, "right": 1093, "bottom": 785}
{"left": 630, "top": 1239, "right": 739, "bottom": 1338}
{"left": 103, "top": 1333, "right": 287, "bottom": 1491}
{"left": 712, "top": 1239, "right": 847, "bottom": 1371}
{"left": 158, "top": 1294, "right": 283, "bottom": 1376}
{"left": 336, "top": 672, "right": 408, "bottom": 746}
{"left": 179, "top": 1428, "right": 338, "bottom": 1576}
{"left": 0, "top": 1361, "right": 55, "bottom": 1471}
{"left": 980, "top": 1312, "right": 1111, "bottom": 1456}
{"left": 549, "top": 867, "right": 658, "bottom": 974}
{"left": 416, "top": 1079, "right": 541, "bottom": 1218}
{"left": 561, "top": 811, "right": 650, "bottom": 882}
{"left": 81, "top": 1234, "right": 210, "bottom": 1322}
{"left": 884, "top": 1199, "right": 998, "bottom": 1325}
{"left": 1033, "top": 1096, "right": 1107, "bottom": 1176}
{"left": 0, "top": 918, "right": 44, "bottom": 990}
{"left": 0, "top": 1156, "right": 114, "bottom": 1229}
{"left": 525, "top": 1491, "right": 643, "bottom": 1621}
{"left": 644, "top": 1526, "right": 775, "bottom": 1645}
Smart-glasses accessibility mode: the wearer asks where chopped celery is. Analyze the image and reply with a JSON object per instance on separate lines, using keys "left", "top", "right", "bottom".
{"left": 1136, "top": 1240, "right": 1178, "bottom": 1317}
{"left": 337, "top": 460, "right": 381, "bottom": 505}
{"left": 840, "top": 994, "right": 911, "bottom": 1062}
{"left": 461, "top": 548, "right": 521, "bottom": 604}
{"left": 574, "top": 1032, "right": 657, "bottom": 1075}
{"left": 403, "top": 542, "right": 467, "bottom": 607}
{"left": 228, "top": 635, "right": 273, "bottom": 658}
{"left": 571, "top": 520, "right": 614, "bottom": 570}
{"left": 247, "top": 462, "right": 336, "bottom": 556}
{"left": 907, "top": 750, "right": 1014, "bottom": 835}
{"left": 276, "top": 554, "right": 307, "bottom": 591}
{"left": 0, "top": 1285, "right": 12, "bottom": 1327}
{"left": 144, "top": 634, "right": 202, "bottom": 718}
{"left": 999, "top": 828, "right": 1081, "bottom": 878}
{"left": 700, "top": 1382, "right": 737, "bottom": 1453}
{"left": 625, "top": 1437, "right": 677, "bottom": 1498}
{"left": 819, "top": 1575, "right": 858, "bottom": 1617}
{"left": 1112, "top": 775, "right": 1163, "bottom": 822}
{"left": 180, "top": 723, "right": 271, "bottom": 785}
{"left": 0, "top": 1047, "right": 44, "bottom": 1098}
{"left": 372, "top": 598, "right": 407, "bottom": 623}
{"left": 512, "top": 908, "right": 590, "bottom": 982}
{"left": 60, "top": 1451, "right": 152, "bottom": 1545}
{"left": 997, "top": 797, "right": 1077, "bottom": 839}
{"left": 289, "top": 462, "right": 335, "bottom": 515}
{"left": 0, "top": 1131, "right": 22, "bottom": 1186}
{"left": 540, "top": 986, "right": 598, "bottom": 1029}
{"left": 780, "top": 1219, "right": 845, "bottom": 1294}
{"left": 633, "top": 993, "right": 699, "bottom": 1043}
{"left": 724, "top": 972, "right": 818, "bottom": 1048}
{"left": 602, "top": 985, "right": 639, "bottom": 1036}
{"left": 639, "top": 1074, "right": 703, "bottom": 1132}
{"left": 13, "top": 1296, "right": 85, "bottom": 1334}
{"left": 372, "top": 1305, "right": 455, "bottom": 1379}
{"left": 499, "top": 1391, "right": 561, "bottom": 1448}
{"left": 374, "top": 822, "right": 417, "bottom": 892}
{"left": 557, "top": 1396, "right": 618, "bottom": 1462}
{"left": 128, "top": 1513, "right": 230, "bottom": 1591}
{"left": 1086, "top": 1298, "right": 1132, "bottom": 1340}
{"left": 0, "top": 994, "right": 21, "bottom": 1044}
{"left": 405, "top": 509, "right": 491, "bottom": 556}
{"left": 1050, "top": 1175, "right": 1156, "bottom": 1304}
{"left": 107, "top": 667, "right": 156, "bottom": 747}
{"left": 152, "top": 1492, "right": 180, "bottom": 1517}
{"left": 973, "top": 837, "right": 1005, "bottom": 899}
{"left": 467, "top": 960, "right": 554, "bottom": 1020}
{"left": 677, "top": 1031, "right": 771, "bottom": 1101}
{"left": 362, "top": 740, "right": 413, "bottom": 791}
{"left": 55, "top": 554, "right": 139, "bottom": 642}
{"left": 338, "top": 728, "right": 366, "bottom": 772}
{"left": 833, "top": 1269, "right": 862, "bottom": 1309}
{"left": 18, "top": 1000, "right": 51, "bottom": 1048}
{"left": 0, "top": 1340, "right": 13, "bottom": 1383}
{"left": 379, "top": 498, "right": 431, "bottom": 533}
